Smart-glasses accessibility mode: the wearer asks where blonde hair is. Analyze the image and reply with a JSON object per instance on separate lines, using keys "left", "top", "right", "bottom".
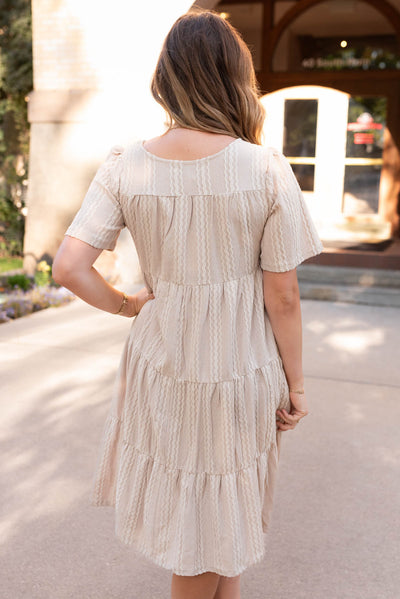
{"left": 150, "top": 9, "right": 265, "bottom": 145}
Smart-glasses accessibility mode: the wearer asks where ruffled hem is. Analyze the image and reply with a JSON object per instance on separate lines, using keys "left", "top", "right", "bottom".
{"left": 89, "top": 338, "right": 289, "bottom": 576}
{"left": 91, "top": 417, "right": 282, "bottom": 576}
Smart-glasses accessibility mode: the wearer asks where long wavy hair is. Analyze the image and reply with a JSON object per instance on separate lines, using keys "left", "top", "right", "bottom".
{"left": 150, "top": 9, "right": 265, "bottom": 145}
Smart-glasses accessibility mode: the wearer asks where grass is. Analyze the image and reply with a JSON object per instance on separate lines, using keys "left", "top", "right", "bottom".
{"left": 0, "top": 257, "right": 23, "bottom": 273}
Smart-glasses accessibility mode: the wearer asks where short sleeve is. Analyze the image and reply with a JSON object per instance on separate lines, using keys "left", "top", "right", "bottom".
{"left": 260, "top": 149, "right": 324, "bottom": 272}
{"left": 65, "top": 145, "right": 125, "bottom": 251}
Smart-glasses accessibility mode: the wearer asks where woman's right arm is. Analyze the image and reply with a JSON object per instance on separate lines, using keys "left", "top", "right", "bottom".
{"left": 262, "top": 268, "right": 309, "bottom": 430}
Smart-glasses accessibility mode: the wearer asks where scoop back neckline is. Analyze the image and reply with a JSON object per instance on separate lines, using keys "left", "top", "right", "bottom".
{"left": 140, "top": 137, "right": 242, "bottom": 163}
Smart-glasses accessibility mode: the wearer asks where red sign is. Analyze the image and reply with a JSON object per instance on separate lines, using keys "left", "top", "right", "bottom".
{"left": 347, "top": 112, "right": 382, "bottom": 145}
{"left": 347, "top": 112, "right": 383, "bottom": 132}
{"left": 354, "top": 133, "right": 375, "bottom": 145}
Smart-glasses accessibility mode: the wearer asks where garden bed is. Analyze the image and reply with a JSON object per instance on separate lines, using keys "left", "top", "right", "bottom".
{"left": 0, "top": 260, "right": 75, "bottom": 324}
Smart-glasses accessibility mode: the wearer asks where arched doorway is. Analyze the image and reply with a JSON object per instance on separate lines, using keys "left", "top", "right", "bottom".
{"left": 262, "top": 85, "right": 390, "bottom": 243}
{"left": 214, "top": 0, "right": 400, "bottom": 262}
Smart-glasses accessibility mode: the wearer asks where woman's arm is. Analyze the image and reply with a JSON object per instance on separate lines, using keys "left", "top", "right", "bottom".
{"left": 262, "top": 268, "right": 308, "bottom": 430}
{"left": 52, "top": 236, "right": 154, "bottom": 317}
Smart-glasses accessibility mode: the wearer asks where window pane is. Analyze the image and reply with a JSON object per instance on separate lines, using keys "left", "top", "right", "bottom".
{"left": 343, "top": 165, "right": 381, "bottom": 214}
{"left": 291, "top": 164, "right": 315, "bottom": 192}
{"left": 283, "top": 99, "right": 318, "bottom": 156}
{"left": 343, "top": 96, "right": 386, "bottom": 214}
{"left": 346, "top": 96, "right": 386, "bottom": 158}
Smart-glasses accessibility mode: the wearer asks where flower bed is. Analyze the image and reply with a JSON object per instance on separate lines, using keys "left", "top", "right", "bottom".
{"left": 0, "top": 260, "right": 75, "bottom": 324}
{"left": 0, "top": 285, "right": 75, "bottom": 323}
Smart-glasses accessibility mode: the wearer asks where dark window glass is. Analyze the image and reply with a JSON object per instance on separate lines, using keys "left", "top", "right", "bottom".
{"left": 283, "top": 99, "right": 318, "bottom": 157}
{"left": 343, "top": 165, "right": 381, "bottom": 214}
{"left": 291, "top": 164, "right": 315, "bottom": 192}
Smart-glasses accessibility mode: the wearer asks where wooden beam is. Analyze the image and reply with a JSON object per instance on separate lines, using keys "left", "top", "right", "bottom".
{"left": 261, "top": 0, "right": 274, "bottom": 73}
{"left": 257, "top": 69, "right": 400, "bottom": 92}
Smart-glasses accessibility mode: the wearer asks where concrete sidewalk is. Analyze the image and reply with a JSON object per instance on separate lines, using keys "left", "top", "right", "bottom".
{"left": 1, "top": 293, "right": 399, "bottom": 599}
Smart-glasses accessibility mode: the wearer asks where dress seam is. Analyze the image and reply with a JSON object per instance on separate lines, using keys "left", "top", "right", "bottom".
{"left": 129, "top": 349, "right": 283, "bottom": 386}
{"left": 144, "top": 266, "right": 261, "bottom": 287}
{"left": 120, "top": 436, "right": 277, "bottom": 477}
{"left": 123, "top": 187, "right": 269, "bottom": 198}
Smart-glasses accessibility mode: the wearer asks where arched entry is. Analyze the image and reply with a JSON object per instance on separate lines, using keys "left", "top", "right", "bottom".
{"left": 214, "top": 0, "right": 400, "bottom": 251}
{"left": 262, "top": 85, "right": 390, "bottom": 243}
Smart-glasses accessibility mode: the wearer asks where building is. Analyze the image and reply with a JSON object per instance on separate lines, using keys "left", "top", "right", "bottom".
{"left": 24, "top": 0, "right": 400, "bottom": 278}
{"left": 207, "top": 0, "right": 400, "bottom": 269}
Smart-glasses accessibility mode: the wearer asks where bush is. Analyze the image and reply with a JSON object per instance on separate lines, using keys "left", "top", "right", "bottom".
{"left": 7, "top": 272, "right": 32, "bottom": 291}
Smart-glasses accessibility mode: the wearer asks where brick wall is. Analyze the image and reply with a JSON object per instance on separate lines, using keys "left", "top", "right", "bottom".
{"left": 32, "top": 0, "right": 98, "bottom": 90}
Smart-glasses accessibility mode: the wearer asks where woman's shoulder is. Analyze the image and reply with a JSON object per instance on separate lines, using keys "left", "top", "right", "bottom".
{"left": 236, "top": 139, "right": 283, "bottom": 164}
{"left": 234, "top": 139, "right": 289, "bottom": 186}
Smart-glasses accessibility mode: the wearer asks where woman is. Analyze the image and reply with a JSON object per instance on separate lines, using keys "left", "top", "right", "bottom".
{"left": 53, "top": 9, "right": 323, "bottom": 599}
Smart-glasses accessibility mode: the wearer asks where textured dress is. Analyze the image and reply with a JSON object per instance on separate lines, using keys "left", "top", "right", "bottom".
{"left": 65, "top": 137, "right": 323, "bottom": 577}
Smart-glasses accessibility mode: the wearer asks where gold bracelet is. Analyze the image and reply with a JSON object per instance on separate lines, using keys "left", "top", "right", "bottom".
{"left": 289, "top": 388, "right": 305, "bottom": 394}
{"left": 115, "top": 292, "right": 128, "bottom": 315}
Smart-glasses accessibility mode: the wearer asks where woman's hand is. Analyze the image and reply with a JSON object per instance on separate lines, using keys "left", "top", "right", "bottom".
{"left": 276, "top": 391, "right": 309, "bottom": 431}
{"left": 123, "top": 287, "right": 154, "bottom": 317}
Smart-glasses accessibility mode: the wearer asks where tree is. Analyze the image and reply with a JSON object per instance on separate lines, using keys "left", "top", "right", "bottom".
{"left": 0, "top": 0, "right": 32, "bottom": 255}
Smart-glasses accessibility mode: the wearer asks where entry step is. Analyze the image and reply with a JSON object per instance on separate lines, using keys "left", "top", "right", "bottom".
{"left": 297, "top": 264, "right": 400, "bottom": 308}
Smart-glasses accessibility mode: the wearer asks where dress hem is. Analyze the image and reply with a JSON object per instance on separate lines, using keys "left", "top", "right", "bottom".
{"left": 89, "top": 432, "right": 283, "bottom": 577}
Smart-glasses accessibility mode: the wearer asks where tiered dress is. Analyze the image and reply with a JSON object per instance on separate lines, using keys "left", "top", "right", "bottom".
{"left": 65, "top": 137, "right": 323, "bottom": 577}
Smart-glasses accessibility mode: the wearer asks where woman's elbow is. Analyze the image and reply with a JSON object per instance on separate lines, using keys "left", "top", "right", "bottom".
{"left": 52, "top": 254, "right": 74, "bottom": 286}
{"left": 263, "top": 270, "right": 300, "bottom": 308}
{"left": 267, "top": 289, "right": 300, "bottom": 314}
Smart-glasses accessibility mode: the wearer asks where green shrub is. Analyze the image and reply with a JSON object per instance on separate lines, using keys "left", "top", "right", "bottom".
{"left": 7, "top": 273, "right": 31, "bottom": 291}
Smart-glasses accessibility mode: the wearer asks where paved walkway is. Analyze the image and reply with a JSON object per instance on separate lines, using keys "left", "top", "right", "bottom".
{"left": 1, "top": 291, "right": 399, "bottom": 599}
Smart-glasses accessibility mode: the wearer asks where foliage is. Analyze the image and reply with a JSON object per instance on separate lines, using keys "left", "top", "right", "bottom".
{"left": 2, "top": 259, "right": 53, "bottom": 289}
{"left": 6, "top": 272, "right": 31, "bottom": 290}
{"left": 0, "top": 0, "right": 33, "bottom": 255}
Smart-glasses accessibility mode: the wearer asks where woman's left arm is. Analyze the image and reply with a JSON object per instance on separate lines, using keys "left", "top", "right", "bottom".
{"left": 53, "top": 236, "right": 154, "bottom": 317}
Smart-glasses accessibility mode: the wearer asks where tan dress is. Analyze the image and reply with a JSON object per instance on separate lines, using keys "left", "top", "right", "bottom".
{"left": 65, "top": 137, "right": 323, "bottom": 576}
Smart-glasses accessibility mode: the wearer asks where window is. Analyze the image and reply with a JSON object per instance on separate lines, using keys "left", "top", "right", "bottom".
{"left": 283, "top": 99, "right": 318, "bottom": 191}
{"left": 342, "top": 96, "right": 386, "bottom": 214}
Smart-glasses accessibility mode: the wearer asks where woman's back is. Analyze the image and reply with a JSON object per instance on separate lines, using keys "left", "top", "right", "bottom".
{"left": 66, "top": 132, "right": 321, "bottom": 385}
